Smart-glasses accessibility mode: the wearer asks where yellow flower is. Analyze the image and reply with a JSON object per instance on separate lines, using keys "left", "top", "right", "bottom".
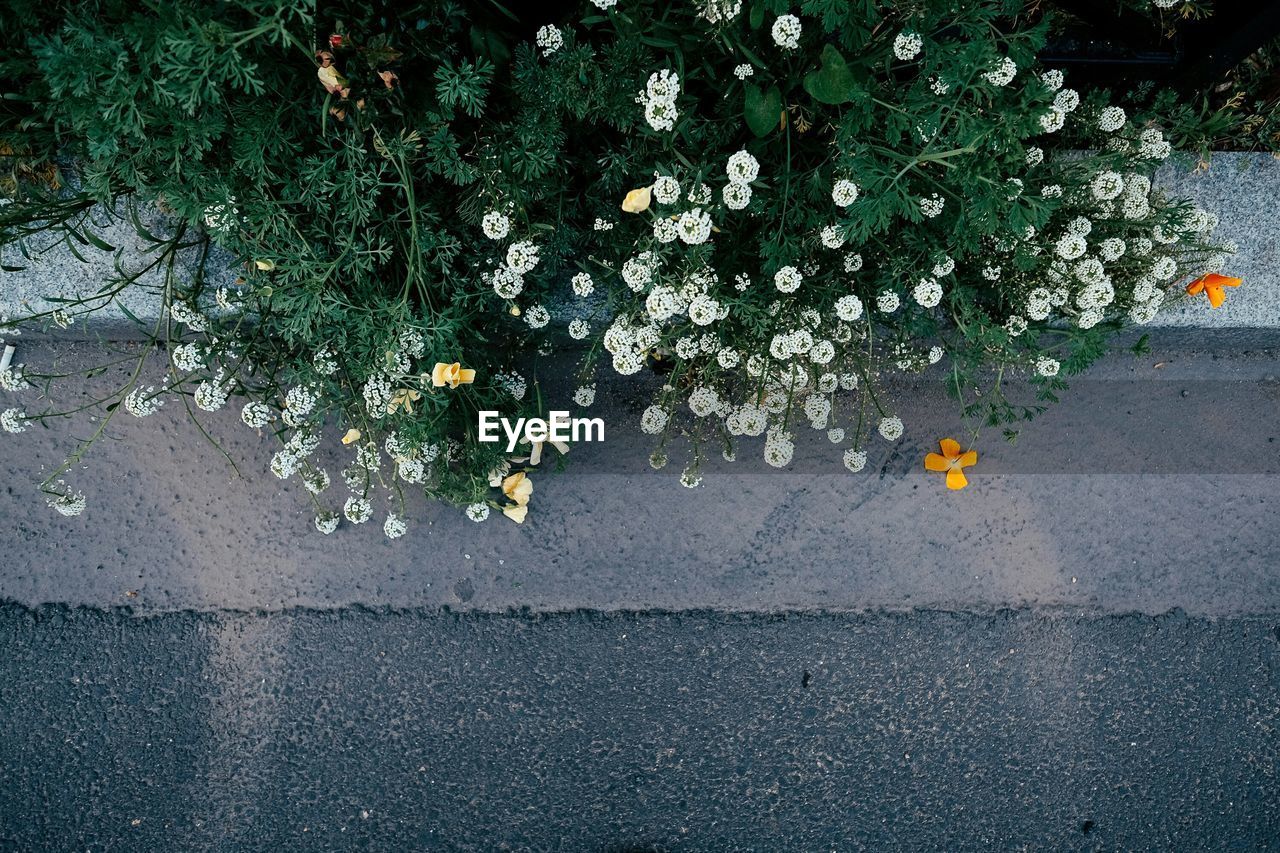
{"left": 621, "top": 186, "right": 652, "bottom": 214}
{"left": 501, "top": 471, "right": 533, "bottom": 506}
{"left": 924, "top": 438, "right": 978, "bottom": 490}
{"left": 341, "top": 428, "right": 362, "bottom": 445}
{"left": 254, "top": 259, "right": 276, "bottom": 271}
{"left": 502, "top": 503, "right": 528, "bottom": 524}
{"left": 430, "top": 362, "right": 476, "bottom": 389}
{"left": 387, "top": 387, "right": 422, "bottom": 414}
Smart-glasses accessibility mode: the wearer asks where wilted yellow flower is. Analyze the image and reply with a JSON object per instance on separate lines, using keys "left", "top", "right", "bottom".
{"left": 431, "top": 362, "right": 476, "bottom": 388}
{"left": 387, "top": 388, "right": 422, "bottom": 414}
{"left": 621, "top": 186, "right": 652, "bottom": 213}
{"left": 341, "top": 428, "right": 362, "bottom": 445}
{"left": 502, "top": 503, "right": 528, "bottom": 524}
{"left": 501, "top": 471, "right": 533, "bottom": 506}
{"left": 254, "top": 259, "right": 276, "bottom": 271}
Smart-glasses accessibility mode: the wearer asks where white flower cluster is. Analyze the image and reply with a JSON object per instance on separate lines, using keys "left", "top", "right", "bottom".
{"left": 536, "top": 25, "right": 563, "bottom": 56}
{"left": 124, "top": 386, "right": 163, "bottom": 418}
{"left": 640, "top": 69, "right": 680, "bottom": 131}
{"left": 893, "top": 31, "right": 922, "bottom": 60}
{"left": 771, "top": 14, "right": 801, "bottom": 49}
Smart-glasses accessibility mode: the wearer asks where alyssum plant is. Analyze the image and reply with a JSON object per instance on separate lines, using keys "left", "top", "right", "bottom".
{"left": 551, "top": 0, "right": 1233, "bottom": 487}
{"left": 0, "top": 0, "right": 1238, "bottom": 534}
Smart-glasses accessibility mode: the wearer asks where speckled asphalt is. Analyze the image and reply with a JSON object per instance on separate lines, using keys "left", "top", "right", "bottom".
{"left": 0, "top": 606, "right": 1277, "bottom": 850}
{"left": 2, "top": 340, "right": 1279, "bottom": 848}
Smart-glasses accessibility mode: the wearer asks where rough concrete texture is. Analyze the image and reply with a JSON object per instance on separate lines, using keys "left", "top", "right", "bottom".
{"left": 0, "top": 605, "right": 1276, "bottom": 850}
{"left": 1, "top": 342, "right": 1277, "bottom": 615}
{"left": 0, "top": 199, "right": 237, "bottom": 337}
{"left": 1155, "top": 153, "right": 1280, "bottom": 334}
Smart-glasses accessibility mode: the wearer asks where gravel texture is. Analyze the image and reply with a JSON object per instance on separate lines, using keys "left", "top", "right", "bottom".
{"left": 0, "top": 605, "right": 1276, "bottom": 851}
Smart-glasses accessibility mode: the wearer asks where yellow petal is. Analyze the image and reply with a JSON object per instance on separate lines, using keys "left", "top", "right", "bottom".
{"left": 1206, "top": 286, "right": 1226, "bottom": 309}
{"left": 456, "top": 368, "right": 476, "bottom": 385}
{"left": 501, "top": 472, "right": 533, "bottom": 505}
{"left": 938, "top": 438, "right": 961, "bottom": 459}
{"left": 621, "top": 186, "right": 652, "bottom": 214}
{"left": 431, "top": 362, "right": 458, "bottom": 387}
{"left": 924, "top": 452, "right": 950, "bottom": 472}
{"left": 946, "top": 467, "right": 969, "bottom": 490}
{"left": 957, "top": 450, "right": 978, "bottom": 468}
{"left": 341, "top": 428, "right": 361, "bottom": 445}
{"left": 502, "top": 503, "right": 528, "bottom": 524}
{"left": 254, "top": 259, "right": 276, "bottom": 271}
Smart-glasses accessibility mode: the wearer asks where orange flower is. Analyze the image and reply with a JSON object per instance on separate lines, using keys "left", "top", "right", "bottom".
{"left": 1185, "top": 273, "right": 1241, "bottom": 309}
{"left": 924, "top": 438, "right": 978, "bottom": 490}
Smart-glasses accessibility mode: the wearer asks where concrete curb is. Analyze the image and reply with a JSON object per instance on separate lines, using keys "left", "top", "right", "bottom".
{"left": 2, "top": 154, "right": 1277, "bottom": 346}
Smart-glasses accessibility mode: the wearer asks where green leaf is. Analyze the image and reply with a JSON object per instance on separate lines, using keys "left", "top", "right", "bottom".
{"left": 804, "top": 44, "right": 857, "bottom": 105}
{"left": 743, "top": 84, "right": 782, "bottom": 138}
{"left": 749, "top": 1, "right": 765, "bottom": 29}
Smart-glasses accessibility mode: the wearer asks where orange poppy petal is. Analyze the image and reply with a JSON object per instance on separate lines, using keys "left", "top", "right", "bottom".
{"left": 957, "top": 450, "right": 978, "bottom": 468}
{"left": 1206, "top": 287, "right": 1226, "bottom": 308}
{"left": 1206, "top": 273, "right": 1242, "bottom": 288}
{"left": 1185, "top": 279, "right": 1205, "bottom": 296}
{"left": 924, "top": 452, "right": 950, "bottom": 472}
{"left": 938, "top": 438, "right": 961, "bottom": 458}
{"left": 946, "top": 466, "right": 969, "bottom": 490}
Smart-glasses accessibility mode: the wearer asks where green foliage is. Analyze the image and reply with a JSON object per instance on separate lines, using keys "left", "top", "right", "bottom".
{"left": 0, "top": 0, "right": 1240, "bottom": 527}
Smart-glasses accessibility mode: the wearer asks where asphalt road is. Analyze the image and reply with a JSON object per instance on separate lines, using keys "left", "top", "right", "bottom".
{"left": 1, "top": 605, "right": 1276, "bottom": 851}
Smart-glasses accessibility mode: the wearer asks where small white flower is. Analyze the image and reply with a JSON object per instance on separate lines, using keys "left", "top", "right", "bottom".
{"left": 722, "top": 181, "right": 752, "bottom": 210}
{"left": 573, "top": 385, "right": 596, "bottom": 407}
{"left": 820, "top": 225, "right": 846, "bottom": 249}
{"left": 1035, "top": 357, "right": 1060, "bottom": 378}
{"left": 482, "top": 210, "right": 511, "bottom": 240}
{"left": 673, "top": 208, "right": 711, "bottom": 245}
{"left": 524, "top": 304, "right": 550, "bottom": 328}
{"left": 834, "top": 294, "right": 864, "bottom": 322}
{"left": 878, "top": 416, "right": 904, "bottom": 441}
{"left": 1025, "top": 147, "right": 1044, "bottom": 166}
{"left": 124, "top": 386, "right": 164, "bottom": 418}
{"left": 893, "top": 31, "right": 923, "bottom": 60}
{"left": 913, "top": 278, "right": 943, "bottom": 308}
{"left": 506, "top": 240, "right": 540, "bottom": 274}
{"left": 568, "top": 318, "right": 590, "bottom": 339}
{"left": 571, "top": 272, "right": 594, "bottom": 297}
{"left": 726, "top": 150, "right": 760, "bottom": 183}
{"left": 343, "top": 496, "right": 372, "bottom": 524}
{"left": 383, "top": 513, "right": 408, "bottom": 539}
{"left": 877, "top": 291, "right": 901, "bottom": 313}
{"left": 771, "top": 14, "right": 801, "bottom": 49}
{"left": 535, "top": 24, "right": 563, "bottom": 56}
{"left": 1039, "top": 107, "right": 1065, "bottom": 133}
{"left": 1, "top": 407, "right": 26, "bottom": 434}
{"left": 733, "top": 63, "right": 754, "bottom": 80}
{"left": 832, "top": 179, "right": 859, "bottom": 207}
{"left": 843, "top": 448, "right": 868, "bottom": 473}
{"left": 982, "top": 56, "right": 1017, "bottom": 87}
{"left": 919, "top": 194, "right": 944, "bottom": 218}
{"left": 652, "top": 175, "right": 680, "bottom": 204}
{"left": 314, "top": 513, "right": 339, "bottom": 535}
{"left": 774, "top": 265, "right": 803, "bottom": 293}
{"left": 1098, "top": 106, "right": 1126, "bottom": 132}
